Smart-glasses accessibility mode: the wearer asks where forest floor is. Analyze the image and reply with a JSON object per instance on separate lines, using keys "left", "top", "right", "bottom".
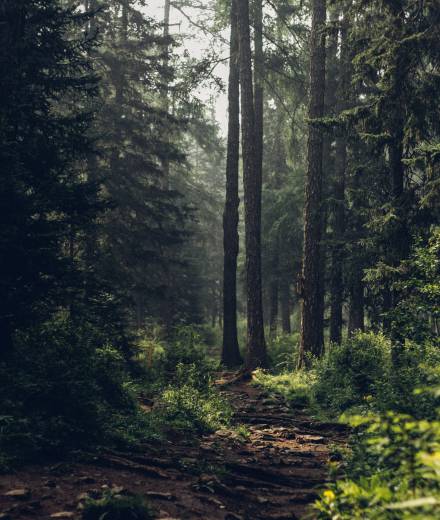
{"left": 0, "top": 375, "right": 347, "bottom": 520}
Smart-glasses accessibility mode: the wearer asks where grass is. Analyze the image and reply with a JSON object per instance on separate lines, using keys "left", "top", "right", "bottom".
{"left": 252, "top": 368, "right": 317, "bottom": 410}
{"left": 82, "top": 492, "right": 154, "bottom": 520}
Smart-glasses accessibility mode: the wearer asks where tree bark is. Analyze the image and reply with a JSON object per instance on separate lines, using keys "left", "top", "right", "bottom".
{"left": 348, "top": 272, "right": 364, "bottom": 335}
{"left": 280, "top": 284, "right": 291, "bottom": 334}
{"left": 222, "top": 0, "right": 242, "bottom": 367}
{"left": 269, "top": 278, "right": 278, "bottom": 337}
{"left": 298, "top": 0, "right": 327, "bottom": 367}
{"left": 237, "top": 0, "right": 267, "bottom": 369}
{"left": 254, "top": 0, "right": 263, "bottom": 185}
{"left": 329, "top": 14, "right": 349, "bottom": 344}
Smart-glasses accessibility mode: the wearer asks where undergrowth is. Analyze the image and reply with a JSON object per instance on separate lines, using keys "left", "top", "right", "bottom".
{"left": 0, "top": 320, "right": 230, "bottom": 471}
{"left": 255, "top": 330, "right": 440, "bottom": 519}
{"left": 82, "top": 491, "right": 154, "bottom": 520}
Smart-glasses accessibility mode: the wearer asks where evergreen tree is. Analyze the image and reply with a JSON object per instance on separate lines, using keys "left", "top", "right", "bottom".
{"left": 0, "top": 0, "right": 100, "bottom": 354}
{"left": 298, "top": 0, "right": 327, "bottom": 367}
{"left": 222, "top": 0, "right": 243, "bottom": 367}
{"left": 238, "top": 0, "right": 268, "bottom": 369}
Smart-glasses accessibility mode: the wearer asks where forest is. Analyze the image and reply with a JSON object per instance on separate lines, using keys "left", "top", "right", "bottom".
{"left": 0, "top": 0, "right": 439, "bottom": 518}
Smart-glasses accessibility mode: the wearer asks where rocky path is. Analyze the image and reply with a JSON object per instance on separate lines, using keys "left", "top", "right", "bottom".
{"left": 0, "top": 377, "right": 346, "bottom": 520}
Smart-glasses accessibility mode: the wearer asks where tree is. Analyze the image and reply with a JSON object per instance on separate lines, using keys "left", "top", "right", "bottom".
{"left": 0, "top": 0, "right": 100, "bottom": 355}
{"left": 329, "top": 12, "right": 349, "bottom": 344}
{"left": 237, "top": 0, "right": 267, "bottom": 369}
{"left": 88, "top": 1, "right": 189, "bottom": 331}
{"left": 222, "top": 0, "right": 243, "bottom": 367}
{"left": 298, "top": 0, "right": 327, "bottom": 367}
{"left": 345, "top": 0, "right": 440, "bottom": 338}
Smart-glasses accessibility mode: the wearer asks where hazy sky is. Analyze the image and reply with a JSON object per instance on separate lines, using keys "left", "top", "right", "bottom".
{"left": 147, "top": 0, "right": 230, "bottom": 135}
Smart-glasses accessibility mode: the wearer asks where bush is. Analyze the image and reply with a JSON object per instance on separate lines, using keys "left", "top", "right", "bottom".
{"left": 315, "top": 411, "right": 440, "bottom": 519}
{"left": 266, "top": 332, "right": 300, "bottom": 372}
{"left": 376, "top": 341, "right": 440, "bottom": 419}
{"left": 82, "top": 491, "right": 154, "bottom": 520}
{"left": 253, "top": 369, "right": 316, "bottom": 408}
{"left": 0, "top": 317, "right": 142, "bottom": 466}
{"left": 313, "top": 332, "right": 392, "bottom": 413}
{"left": 154, "top": 325, "right": 217, "bottom": 390}
{"left": 152, "top": 363, "right": 232, "bottom": 434}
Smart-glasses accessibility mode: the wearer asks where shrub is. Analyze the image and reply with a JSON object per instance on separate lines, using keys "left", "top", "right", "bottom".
{"left": 0, "top": 317, "right": 141, "bottom": 465}
{"left": 376, "top": 340, "right": 440, "bottom": 419}
{"left": 313, "top": 332, "right": 392, "bottom": 413}
{"left": 152, "top": 363, "right": 232, "bottom": 434}
{"left": 82, "top": 492, "right": 154, "bottom": 520}
{"left": 266, "top": 332, "right": 300, "bottom": 372}
{"left": 156, "top": 325, "right": 216, "bottom": 390}
{"left": 315, "top": 411, "right": 440, "bottom": 519}
{"left": 253, "top": 369, "right": 316, "bottom": 408}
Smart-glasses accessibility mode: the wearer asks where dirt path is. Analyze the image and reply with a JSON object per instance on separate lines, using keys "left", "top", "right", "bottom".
{"left": 0, "top": 378, "right": 346, "bottom": 520}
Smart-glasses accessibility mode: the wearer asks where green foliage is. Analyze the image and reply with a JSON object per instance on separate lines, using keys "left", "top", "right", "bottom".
{"left": 256, "top": 329, "right": 440, "bottom": 418}
{"left": 0, "top": 0, "right": 101, "bottom": 351}
{"left": 253, "top": 369, "right": 316, "bottom": 409}
{"left": 82, "top": 491, "right": 154, "bottom": 520}
{"left": 0, "top": 317, "right": 141, "bottom": 467}
{"left": 314, "top": 332, "right": 392, "bottom": 413}
{"left": 266, "top": 332, "right": 300, "bottom": 372}
{"left": 159, "top": 326, "right": 216, "bottom": 386}
{"left": 378, "top": 341, "right": 440, "bottom": 419}
{"left": 315, "top": 412, "right": 440, "bottom": 519}
{"left": 386, "top": 228, "right": 440, "bottom": 344}
{"left": 152, "top": 363, "right": 232, "bottom": 434}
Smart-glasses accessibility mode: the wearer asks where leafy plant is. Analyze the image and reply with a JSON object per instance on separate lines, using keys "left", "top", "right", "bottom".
{"left": 153, "top": 363, "right": 232, "bottom": 434}
{"left": 82, "top": 491, "right": 154, "bottom": 520}
{"left": 315, "top": 412, "right": 440, "bottom": 519}
{"left": 313, "top": 332, "right": 392, "bottom": 413}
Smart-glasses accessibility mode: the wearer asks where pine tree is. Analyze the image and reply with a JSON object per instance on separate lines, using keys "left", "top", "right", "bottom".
{"left": 222, "top": 0, "right": 243, "bottom": 367}
{"left": 237, "top": 0, "right": 268, "bottom": 369}
{"left": 0, "top": 0, "right": 100, "bottom": 354}
{"left": 88, "top": 1, "right": 188, "bottom": 331}
{"left": 298, "top": 0, "right": 327, "bottom": 367}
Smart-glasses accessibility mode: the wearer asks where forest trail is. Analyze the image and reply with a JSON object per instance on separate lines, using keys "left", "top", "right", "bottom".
{"left": 0, "top": 377, "right": 346, "bottom": 520}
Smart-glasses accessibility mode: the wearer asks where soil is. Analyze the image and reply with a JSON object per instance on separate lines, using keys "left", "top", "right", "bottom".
{"left": 0, "top": 375, "right": 347, "bottom": 520}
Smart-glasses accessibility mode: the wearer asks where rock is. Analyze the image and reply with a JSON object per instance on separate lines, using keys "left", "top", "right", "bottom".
{"left": 199, "top": 474, "right": 216, "bottom": 484}
{"left": 256, "top": 496, "right": 269, "bottom": 504}
{"left": 3, "top": 489, "right": 31, "bottom": 499}
{"left": 0, "top": 514, "right": 12, "bottom": 520}
{"left": 44, "top": 480, "right": 57, "bottom": 488}
{"left": 225, "top": 514, "right": 244, "bottom": 520}
{"left": 50, "top": 512, "right": 75, "bottom": 519}
{"left": 111, "top": 485, "right": 125, "bottom": 494}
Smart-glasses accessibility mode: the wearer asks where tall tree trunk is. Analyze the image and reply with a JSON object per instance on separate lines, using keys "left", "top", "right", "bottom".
{"left": 348, "top": 271, "right": 364, "bottom": 334}
{"left": 237, "top": 0, "right": 267, "bottom": 369}
{"left": 222, "top": 0, "right": 242, "bottom": 367}
{"left": 318, "top": 8, "right": 338, "bottom": 351}
{"left": 161, "top": 0, "right": 171, "bottom": 188}
{"left": 280, "top": 284, "right": 291, "bottom": 334}
{"left": 329, "top": 14, "right": 349, "bottom": 344}
{"left": 158, "top": 0, "right": 174, "bottom": 335}
{"left": 254, "top": 0, "right": 263, "bottom": 185}
{"left": 298, "top": 0, "right": 327, "bottom": 367}
{"left": 269, "top": 277, "right": 279, "bottom": 337}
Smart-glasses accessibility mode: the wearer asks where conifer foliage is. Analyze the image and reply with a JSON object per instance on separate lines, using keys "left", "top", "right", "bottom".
{"left": 0, "top": 0, "right": 100, "bottom": 354}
